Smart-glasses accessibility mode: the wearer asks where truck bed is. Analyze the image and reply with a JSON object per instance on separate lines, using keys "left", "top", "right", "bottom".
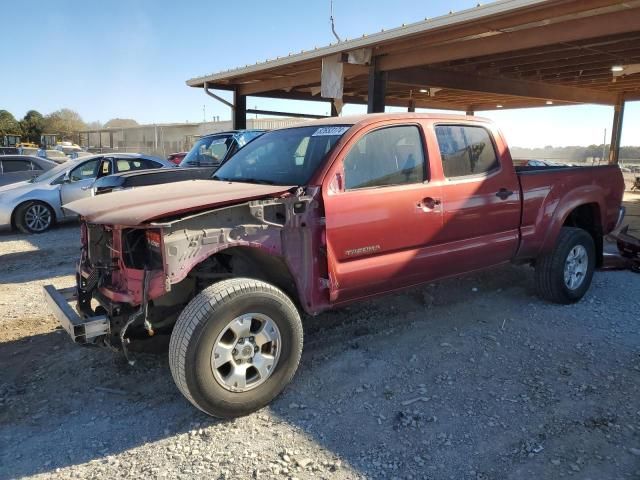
{"left": 515, "top": 164, "right": 625, "bottom": 260}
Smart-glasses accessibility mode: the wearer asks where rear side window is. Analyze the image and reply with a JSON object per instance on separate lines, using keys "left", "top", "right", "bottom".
{"left": 2, "top": 160, "right": 32, "bottom": 172}
{"left": 116, "top": 159, "right": 154, "bottom": 172}
{"left": 435, "top": 125, "right": 499, "bottom": 178}
{"left": 142, "top": 159, "right": 162, "bottom": 169}
{"left": 344, "top": 125, "right": 425, "bottom": 190}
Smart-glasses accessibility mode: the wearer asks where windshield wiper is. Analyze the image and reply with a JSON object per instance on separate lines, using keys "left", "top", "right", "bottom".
{"left": 234, "top": 178, "right": 275, "bottom": 185}
{"left": 213, "top": 176, "right": 275, "bottom": 185}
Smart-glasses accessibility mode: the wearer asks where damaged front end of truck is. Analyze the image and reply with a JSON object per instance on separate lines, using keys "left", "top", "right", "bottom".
{"left": 44, "top": 183, "right": 325, "bottom": 364}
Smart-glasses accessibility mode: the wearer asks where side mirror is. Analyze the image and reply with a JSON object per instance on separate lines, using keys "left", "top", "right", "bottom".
{"left": 62, "top": 172, "right": 72, "bottom": 183}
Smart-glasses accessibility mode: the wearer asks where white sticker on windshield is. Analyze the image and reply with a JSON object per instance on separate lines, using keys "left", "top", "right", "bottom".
{"left": 312, "top": 126, "right": 350, "bottom": 137}
{"left": 209, "top": 138, "right": 227, "bottom": 145}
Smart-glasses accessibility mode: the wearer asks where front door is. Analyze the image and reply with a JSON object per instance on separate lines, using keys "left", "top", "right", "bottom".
{"left": 60, "top": 158, "right": 102, "bottom": 212}
{"left": 323, "top": 123, "right": 443, "bottom": 303}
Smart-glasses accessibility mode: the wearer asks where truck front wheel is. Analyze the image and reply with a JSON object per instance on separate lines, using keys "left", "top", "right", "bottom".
{"left": 535, "top": 226, "right": 595, "bottom": 304}
{"left": 168, "top": 278, "right": 303, "bottom": 418}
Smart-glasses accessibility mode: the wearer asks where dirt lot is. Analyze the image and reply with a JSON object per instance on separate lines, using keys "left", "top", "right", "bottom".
{"left": 1, "top": 220, "right": 640, "bottom": 480}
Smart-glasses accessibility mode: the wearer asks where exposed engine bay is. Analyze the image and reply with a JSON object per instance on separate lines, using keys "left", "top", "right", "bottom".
{"left": 73, "top": 187, "right": 322, "bottom": 362}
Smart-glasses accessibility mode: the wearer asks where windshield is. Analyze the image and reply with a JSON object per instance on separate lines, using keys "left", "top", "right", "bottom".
{"left": 180, "top": 134, "right": 233, "bottom": 167}
{"left": 213, "top": 125, "right": 350, "bottom": 186}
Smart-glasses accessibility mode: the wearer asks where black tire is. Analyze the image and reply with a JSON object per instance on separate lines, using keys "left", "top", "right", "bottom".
{"left": 169, "top": 278, "right": 303, "bottom": 418}
{"left": 15, "top": 201, "right": 55, "bottom": 234}
{"left": 535, "top": 226, "right": 596, "bottom": 304}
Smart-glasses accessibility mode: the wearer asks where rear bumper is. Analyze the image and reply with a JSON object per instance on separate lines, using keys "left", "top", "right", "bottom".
{"left": 43, "top": 285, "right": 110, "bottom": 343}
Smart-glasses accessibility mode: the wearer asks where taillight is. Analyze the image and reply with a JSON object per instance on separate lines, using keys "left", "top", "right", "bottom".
{"left": 146, "top": 229, "right": 162, "bottom": 248}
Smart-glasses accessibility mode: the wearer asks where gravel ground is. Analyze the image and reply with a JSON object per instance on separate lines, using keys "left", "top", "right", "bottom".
{"left": 1, "top": 223, "right": 640, "bottom": 480}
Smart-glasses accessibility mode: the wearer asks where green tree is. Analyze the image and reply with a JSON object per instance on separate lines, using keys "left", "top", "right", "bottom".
{"left": 104, "top": 118, "right": 138, "bottom": 128}
{"left": 20, "top": 110, "right": 45, "bottom": 143}
{"left": 0, "top": 110, "right": 22, "bottom": 137}
{"left": 44, "top": 108, "right": 87, "bottom": 139}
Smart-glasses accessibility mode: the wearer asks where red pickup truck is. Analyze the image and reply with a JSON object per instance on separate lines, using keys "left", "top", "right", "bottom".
{"left": 44, "top": 113, "right": 625, "bottom": 418}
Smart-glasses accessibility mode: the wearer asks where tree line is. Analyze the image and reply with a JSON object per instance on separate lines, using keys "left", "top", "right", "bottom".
{"left": 0, "top": 109, "right": 139, "bottom": 144}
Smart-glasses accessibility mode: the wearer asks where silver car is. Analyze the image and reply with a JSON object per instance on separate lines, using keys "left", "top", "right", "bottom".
{"left": 0, "top": 153, "right": 174, "bottom": 233}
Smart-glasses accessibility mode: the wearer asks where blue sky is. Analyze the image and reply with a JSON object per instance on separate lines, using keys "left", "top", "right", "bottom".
{"left": 1, "top": 0, "right": 637, "bottom": 147}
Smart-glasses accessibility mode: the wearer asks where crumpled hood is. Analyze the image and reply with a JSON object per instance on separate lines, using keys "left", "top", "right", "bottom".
{"left": 65, "top": 179, "right": 294, "bottom": 225}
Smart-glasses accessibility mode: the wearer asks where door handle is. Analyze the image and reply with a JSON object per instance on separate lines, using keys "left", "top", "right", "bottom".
{"left": 81, "top": 186, "right": 91, "bottom": 191}
{"left": 418, "top": 197, "right": 442, "bottom": 212}
{"left": 496, "top": 188, "right": 514, "bottom": 200}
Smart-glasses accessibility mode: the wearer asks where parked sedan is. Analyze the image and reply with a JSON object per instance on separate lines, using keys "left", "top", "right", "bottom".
{"left": 92, "top": 130, "right": 265, "bottom": 195}
{"left": 0, "top": 153, "right": 172, "bottom": 233}
{"left": 0, "top": 155, "right": 58, "bottom": 186}
{"left": 179, "top": 130, "right": 265, "bottom": 167}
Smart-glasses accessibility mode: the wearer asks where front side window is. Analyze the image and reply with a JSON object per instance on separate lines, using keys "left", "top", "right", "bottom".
{"left": 435, "top": 125, "right": 499, "bottom": 178}
{"left": 214, "top": 125, "right": 350, "bottom": 186}
{"left": 70, "top": 159, "right": 100, "bottom": 181}
{"left": 343, "top": 125, "right": 426, "bottom": 190}
{"left": 180, "top": 134, "right": 233, "bottom": 167}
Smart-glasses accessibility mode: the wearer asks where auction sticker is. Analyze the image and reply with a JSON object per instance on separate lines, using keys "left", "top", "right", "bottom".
{"left": 312, "top": 126, "right": 350, "bottom": 137}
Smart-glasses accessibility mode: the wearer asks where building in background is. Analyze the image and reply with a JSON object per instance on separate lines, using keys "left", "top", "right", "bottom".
{"left": 75, "top": 118, "right": 304, "bottom": 157}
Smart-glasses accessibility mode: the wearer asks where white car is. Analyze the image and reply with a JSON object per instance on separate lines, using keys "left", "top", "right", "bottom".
{"left": 0, "top": 153, "right": 170, "bottom": 233}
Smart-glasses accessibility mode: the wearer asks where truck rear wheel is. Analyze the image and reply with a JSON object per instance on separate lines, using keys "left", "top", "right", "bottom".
{"left": 169, "top": 278, "right": 303, "bottom": 418}
{"left": 535, "top": 226, "right": 595, "bottom": 304}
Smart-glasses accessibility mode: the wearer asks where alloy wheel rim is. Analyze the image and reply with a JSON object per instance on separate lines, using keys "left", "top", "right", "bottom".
{"left": 25, "top": 204, "right": 51, "bottom": 232}
{"left": 564, "top": 245, "right": 588, "bottom": 290}
{"left": 211, "top": 313, "right": 281, "bottom": 392}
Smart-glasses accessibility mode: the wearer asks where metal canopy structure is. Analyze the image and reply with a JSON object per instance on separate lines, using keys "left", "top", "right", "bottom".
{"left": 187, "top": 0, "right": 640, "bottom": 163}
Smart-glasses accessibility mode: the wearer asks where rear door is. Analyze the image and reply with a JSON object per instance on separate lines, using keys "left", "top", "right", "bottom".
{"left": 430, "top": 123, "right": 521, "bottom": 272}
{"left": 323, "top": 123, "right": 443, "bottom": 302}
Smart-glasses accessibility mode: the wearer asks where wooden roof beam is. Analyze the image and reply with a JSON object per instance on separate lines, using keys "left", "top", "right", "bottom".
{"left": 495, "top": 50, "right": 640, "bottom": 76}
{"left": 439, "top": 33, "right": 640, "bottom": 70}
{"left": 387, "top": 67, "right": 618, "bottom": 104}
{"left": 377, "top": 6, "right": 640, "bottom": 72}
{"left": 374, "top": 0, "right": 629, "bottom": 57}
{"left": 237, "top": 63, "right": 368, "bottom": 96}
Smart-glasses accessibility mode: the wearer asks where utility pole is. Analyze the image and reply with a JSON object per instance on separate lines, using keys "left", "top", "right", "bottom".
{"left": 601, "top": 128, "right": 606, "bottom": 165}
{"left": 203, "top": 105, "right": 206, "bottom": 123}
